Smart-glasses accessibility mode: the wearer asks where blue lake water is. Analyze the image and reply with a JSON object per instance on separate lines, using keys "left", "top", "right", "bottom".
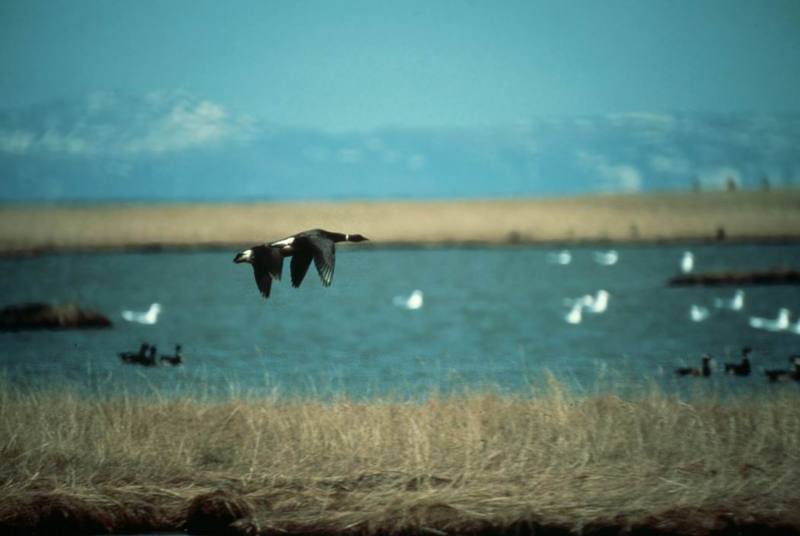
{"left": 1, "top": 243, "right": 799, "bottom": 399}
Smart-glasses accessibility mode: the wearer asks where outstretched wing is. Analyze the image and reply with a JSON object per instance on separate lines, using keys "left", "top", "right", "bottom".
{"left": 252, "top": 264, "right": 273, "bottom": 297}
{"left": 308, "top": 235, "right": 335, "bottom": 287}
{"left": 252, "top": 246, "right": 284, "bottom": 298}
{"left": 290, "top": 250, "right": 313, "bottom": 288}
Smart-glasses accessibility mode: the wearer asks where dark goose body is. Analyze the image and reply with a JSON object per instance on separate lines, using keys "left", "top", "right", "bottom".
{"left": 675, "top": 355, "right": 712, "bottom": 377}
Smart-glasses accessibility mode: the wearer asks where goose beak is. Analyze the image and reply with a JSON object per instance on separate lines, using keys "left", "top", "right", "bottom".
{"left": 233, "top": 251, "right": 249, "bottom": 263}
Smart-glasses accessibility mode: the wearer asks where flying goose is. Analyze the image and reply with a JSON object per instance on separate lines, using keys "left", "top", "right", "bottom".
{"left": 234, "top": 229, "right": 368, "bottom": 299}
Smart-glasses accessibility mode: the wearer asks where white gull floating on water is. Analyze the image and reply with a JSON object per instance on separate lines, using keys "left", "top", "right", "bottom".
{"left": 749, "top": 308, "right": 790, "bottom": 332}
{"left": 585, "top": 290, "right": 610, "bottom": 313}
{"left": 713, "top": 289, "right": 745, "bottom": 311}
{"left": 121, "top": 303, "right": 161, "bottom": 325}
{"left": 593, "top": 250, "right": 618, "bottom": 266}
{"left": 680, "top": 251, "right": 694, "bottom": 274}
{"left": 546, "top": 250, "right": 572, "bottom": 265}
{"left": 690, "top": 305, "right": 710, "bottom": 322}
{"left": 563, "top": 290, "right": 609, "bottom": 323}
{"left": 565, "top": 302, "right": 583, "bottom": 324}
{"left": 393, "top": 290, "right": 424, "bottom": 310}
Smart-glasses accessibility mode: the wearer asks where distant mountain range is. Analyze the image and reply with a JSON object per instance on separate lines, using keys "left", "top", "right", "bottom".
{"left": 1, "top": 91, "right": 798, "bottom": 202}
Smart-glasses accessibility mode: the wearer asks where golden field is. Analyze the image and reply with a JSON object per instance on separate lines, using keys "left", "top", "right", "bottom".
{"left": 1, "top": 380, "right": 799, "bottom": 535}
{"left": 1, "top": 191, "right": 800, "bottom": 254}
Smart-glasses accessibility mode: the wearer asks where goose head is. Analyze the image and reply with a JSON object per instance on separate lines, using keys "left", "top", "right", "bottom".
{"left": 234, "top": 249, "right": 254, "bottom": 264}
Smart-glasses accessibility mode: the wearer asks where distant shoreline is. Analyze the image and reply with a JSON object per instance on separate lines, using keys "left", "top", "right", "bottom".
{"left": 1, "top": 191, "right": 800, "bottom": 255}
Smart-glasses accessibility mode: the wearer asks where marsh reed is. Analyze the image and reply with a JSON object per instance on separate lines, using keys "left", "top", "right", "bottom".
{"left": 1, "top": 376, "right": 799, "bottom": 534}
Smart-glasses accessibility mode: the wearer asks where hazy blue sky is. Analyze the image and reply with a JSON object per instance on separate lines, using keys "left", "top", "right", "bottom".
{"left": 2, "top": 0, "right": 799, "bottom": 131}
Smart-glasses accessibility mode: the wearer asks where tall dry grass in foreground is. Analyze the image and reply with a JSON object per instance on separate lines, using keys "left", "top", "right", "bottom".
{"left": 1, "top": 379, "right": 799, "bottom": 535}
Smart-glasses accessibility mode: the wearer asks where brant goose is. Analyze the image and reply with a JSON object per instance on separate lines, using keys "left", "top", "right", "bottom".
{"left": 765, "top": 355, "right": 800, "bottom": 382}
{"left": 119, "top": 343, "right": 157, "bottom": 366}
{"left": 724, "top": 346, "right": 752, "bottom": 376}
{"left": 234, "top": 229, "right": 368, "bottom": 299}
{"left": 161, "top": 344, "right": 183, "bottom": 366}
{"left": 749, "top": 308, "right": 790, "bottom": 332}
{"left": 143, "top": 345, "right": 157, "bottom": 366}
{"left": 121, "top": 303, "right": 161, "bottom": 325}
{"left": 119, "top": 343, "right": 149, "bottom": 365}
{"left": 675, "top": 355, "right": 712, "bottom": 377}
{"left": 680, "top": 251, "right": 694, "bottom": 274}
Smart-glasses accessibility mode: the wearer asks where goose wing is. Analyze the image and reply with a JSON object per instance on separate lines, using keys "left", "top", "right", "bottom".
{"left": 308, "top": 235, "right": 335, "bottom": 286}
{"left": 290, "top": 249, "right": 313, "bottom": 288}
{"left": 252, "top": 246, "right": 284, "bottom": 298}
{"left": 290, "top": 235, "right": 336, "bottom": 287}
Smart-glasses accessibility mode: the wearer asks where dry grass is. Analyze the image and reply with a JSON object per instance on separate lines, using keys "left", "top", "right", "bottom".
{"left": 1, "top": 378, "right": 800, "bottom": 535}
{"left": 2, "top": 191, "right": 800, "bottom": 254}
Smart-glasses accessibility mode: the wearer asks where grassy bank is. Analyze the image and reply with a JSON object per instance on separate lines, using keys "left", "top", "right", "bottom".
{"left": 2, "top": 191, "right": 800, "bottom": 254}
{"left": 2, "top": 380, "right": 800, "bottom": 535}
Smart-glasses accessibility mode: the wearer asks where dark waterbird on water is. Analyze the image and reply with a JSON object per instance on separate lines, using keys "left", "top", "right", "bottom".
{"left": 675, "top": 355, "right": 712, "bottom": 377}
{"left": 119, "top": 343, "right": 157, "bottom": 366}
{"left": 160, "top": 344, "right": 183, "bottom": 366}
{"left": 765, "top": 355, "right": 800, "bottom": 383}
{"left": 234, "top": 229, "right": 368, "bottom": 299}
{"left": 724, "top": 346, "right": 752, "bottom": 376}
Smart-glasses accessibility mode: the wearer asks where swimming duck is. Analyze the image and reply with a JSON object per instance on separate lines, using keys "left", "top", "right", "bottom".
{"left": 160, "top": 344, "right": 183, "bottom": 366}
{"left": 234, "top": 229, "right": 368, "bottom": 299}
{"left": 675, "top": 355, "right": 712, "bottom": 377}
{"left": 724, "top": 346, "right": 752, "bottom": 376}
